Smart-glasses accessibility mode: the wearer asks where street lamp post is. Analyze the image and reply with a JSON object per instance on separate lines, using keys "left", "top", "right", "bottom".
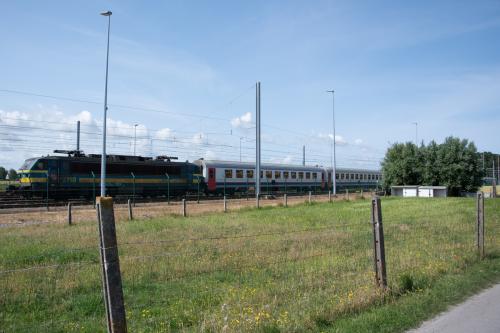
{"left": 133, "top": 124, "right": 138, "bottom": 156}
{"left": 100, "top": 10, "right": 112, "bottom": 197}
{"left": 326, "top": 90, "right": 337, "bottom": 196}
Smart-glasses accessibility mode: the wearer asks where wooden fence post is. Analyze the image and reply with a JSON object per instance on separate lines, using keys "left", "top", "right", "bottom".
{"left": 127, "top": 199, "right": 133, "bottom": 221}
{"left": 371, "top": 196, "right": 387, "bottom": 289}
{"left": 328, "top": 190, "right": 331, "bottom": 203}
{"left": 493, "top": 180, "right": 497, "bottom": 198}
{"left": 361, "top": 189, "right": 364, "bottom": 198}
{"left": 67, "top": 202, "right": 72, "bottom": 225}
{"left": 284, "top": 194, "right": 288, "bottom": 207}
{"left": 182, "top": 199, "right": 187, "bottom": 217}
{"left": 477, "top": 192, "right": 485, "bottom": 259}
{"left": 223, "top": 196, "right": 227, "bottom": 213}
{"left": 96, "top": 197, "right": 127, "bottom": 333}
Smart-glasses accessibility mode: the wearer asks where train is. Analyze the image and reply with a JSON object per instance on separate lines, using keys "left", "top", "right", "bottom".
{"left": 15, "top": 150, "right": 381, "bottom": 199}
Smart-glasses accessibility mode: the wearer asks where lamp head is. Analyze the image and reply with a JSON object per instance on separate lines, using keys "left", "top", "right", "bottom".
{"left": 100, "top": 11, "right": 112, "bottom": 16}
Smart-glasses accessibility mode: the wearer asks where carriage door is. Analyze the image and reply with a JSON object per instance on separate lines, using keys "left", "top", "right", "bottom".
{"left": 48, "top": 160, "right": 59, "bottom": 186}
{"left": 328, "top": 171, "right": 332, "bottom": 189}
{"left": 321, "top": 172, "right": 325, "bottom": 190}
{"left": 207, "top": 167, "right": 216, "bottom": 191}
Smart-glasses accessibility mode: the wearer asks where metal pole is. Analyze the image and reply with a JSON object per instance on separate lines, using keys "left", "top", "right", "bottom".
{"left": 77, "top": 121, "right": 80, "bottom": 152}
{"left": 327, "top": 90, "right": 337, "bottom": 196}
{"left": 100, "top": 11, "right": 112, "bottom": 197}
{"left": 256, "top": 82, "right": 261, "bottom": 207}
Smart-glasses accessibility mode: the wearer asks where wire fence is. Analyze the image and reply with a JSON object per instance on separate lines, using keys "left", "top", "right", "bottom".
{"left": 0, "top": 196, "right": 499, "bottom": 332}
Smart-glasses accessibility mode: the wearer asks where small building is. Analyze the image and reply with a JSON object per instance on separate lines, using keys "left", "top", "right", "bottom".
{"left": 391, "top": 185, "right": 447, "bottom": 198}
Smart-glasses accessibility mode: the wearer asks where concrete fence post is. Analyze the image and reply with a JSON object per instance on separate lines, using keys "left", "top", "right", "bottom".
{"left": 127, "top": 199, "right": 133, "bottom": 221}
{"left": 477, "top": 192, "right": 485, "bottom": 259}
{"left": 361, "top": 189, "right": 364, "bottom": 198}
{"left": 96, "top": 197, "right": 127, "bottom": 333}
{"left": 67, "top": 202, "right": 72, "bottom": 225}
{"left": 284, "top": 194, "right": 288, "bottom": 207}
{"left": 493, "top": 180, "right": 497, "bottom": 199}
{"left": 223, "top": 196, "right": 227, "bottom": 213}
{"left": 328, "top": 190, "right": 332, "bottom": 203}
{"left": 371, "top": 196, "right": 387, "bottom": 289}
{"left": 182, "top": 199, "right": 187, "bottom": 217}
{"left": 308, "top": 191, "right": 312, "bottom": 204}
{"left": 346, "top": 189, "right": 349, "bottom": 201}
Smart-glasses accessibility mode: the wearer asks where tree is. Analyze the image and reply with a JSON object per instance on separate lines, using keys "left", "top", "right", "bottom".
{"left": 381, "top": 136, "right": 483, "bottom": 195}
{"left": 0, "top": 167, "right": 6, "bottom": 180}
{"left": 381, "top": 142, "right": 422, "bottom": 189}
{"left": 7, "top": 169, "right": 18, "bottom": 181}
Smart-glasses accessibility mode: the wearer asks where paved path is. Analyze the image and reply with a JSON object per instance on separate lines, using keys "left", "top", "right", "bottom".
{"left": 409, "top": 283, "right": 500, "bottom": 333}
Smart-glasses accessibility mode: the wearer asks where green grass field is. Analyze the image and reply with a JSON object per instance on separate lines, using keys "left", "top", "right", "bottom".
{"left": 1, "top": 197, "right": 500, "bottom": 332}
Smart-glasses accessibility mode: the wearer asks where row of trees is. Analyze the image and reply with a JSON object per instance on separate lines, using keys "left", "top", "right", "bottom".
{"left": 0, "top": 167, "right": 18, "bottom": 181}
{"left": 381, "top": 137, "right": 484, "bottom": 195}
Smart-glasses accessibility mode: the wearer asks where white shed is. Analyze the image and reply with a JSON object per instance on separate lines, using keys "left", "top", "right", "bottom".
{"left": 418, "top": 186, "right": 447, "bottom": 198}
{"left": 391, "top": 185, "right": 447, "bottom": 198}
{"left": 391, "top": 186, "right": 418, "bottom": 197}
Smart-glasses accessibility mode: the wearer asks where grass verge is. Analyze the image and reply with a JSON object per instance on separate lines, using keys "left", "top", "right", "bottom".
{"left": 0, "top": 197, "right": 499, "bottom": 332}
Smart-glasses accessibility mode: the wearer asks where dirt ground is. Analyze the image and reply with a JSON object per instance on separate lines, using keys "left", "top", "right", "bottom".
{"left": 0, "top": 192, "right": 370, "bottom": 227}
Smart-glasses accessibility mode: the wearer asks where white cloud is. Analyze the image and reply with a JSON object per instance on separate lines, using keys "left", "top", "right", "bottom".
{"left": 354, "top": 138, "right": 363, "bottom": 145}
{"left": 154, "top": 128, "right": 173, "bottom": 140}
{"left": 317, "top": 133, "right": 348, "bottom": 146}
{"left": 231, "top": 112, "right": 253, "bottom": 128}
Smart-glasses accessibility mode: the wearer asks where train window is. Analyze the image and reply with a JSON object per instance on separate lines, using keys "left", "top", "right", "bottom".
{"left": 246, "top": 170, "right": 254, "bottom": 178}
{"left": 225, "top": 169, "right": 233, "bottom": 178}
{"left": 298, "top": 172, "right": 304, "bottom": 179}
{"left": 291, "top": 172, "right": 297, "bottom": 179}
{"left": 266, "top": 170, "right": 272, "bottom": 179}
{"left": 368, "top": 174, "right": 371, "bottom": 180}
{"left": 209, "top": 169, "right": 215, "bottom": 179}
{"left": 340, "top": 173, "right": 344, "bottom": 180}
{"left": 283, "top": 171, "right": 289, "bottom": 179}
{"left": 312, "top": 172, "right": 317, "bottom": 179}
{"left": 260, "top": 171, "right": 263, "bottom": 178}
{"left": 305, "top": 172, "right": 310, "bottom": 179}
{"left": 236, "top": 170, "right": 244, "bottom": 178}
{"left": 355, "top": 174, "right": 359, "bottom": 180}
{"left": 275, "top": 171, "right": 281, "bottom": 179}
{"left": 335, "top": 173, "right": 339, "bottom": 179}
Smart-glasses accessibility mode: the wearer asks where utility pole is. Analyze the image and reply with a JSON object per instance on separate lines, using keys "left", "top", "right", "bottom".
{"left": 256, "top": 82, "right": 261, "bottom": 207}
{"left": 76, "top": 121, "right": 80, "bottom": 152}
{"left": 100, "top": 10, "right": 112, "bottom": 197}
{"left": 482, "top": 152, "right": 485, "bottom": 172}
{"left": 326, "top": 90, "right": 337, "bottom": 195}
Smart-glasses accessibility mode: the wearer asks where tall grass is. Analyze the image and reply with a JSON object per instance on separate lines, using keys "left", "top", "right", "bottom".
{"left": 0, "top": 197, "right": 499, "bottom": 332}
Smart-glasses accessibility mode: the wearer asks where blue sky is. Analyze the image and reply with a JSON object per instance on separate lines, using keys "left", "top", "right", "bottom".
{"left": 1, "top": 0, "right": 499, "bottom": 170}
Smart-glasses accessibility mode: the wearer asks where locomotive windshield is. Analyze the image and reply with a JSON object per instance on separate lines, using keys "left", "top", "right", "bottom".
{"left": 19, "top": 158, "right": 37, "bottom": 171}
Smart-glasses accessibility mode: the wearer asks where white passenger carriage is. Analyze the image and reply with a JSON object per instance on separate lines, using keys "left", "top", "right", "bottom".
{"left": 194, "top": 160, "right": 324, "bottom": 194}
{"left": 324, "top": 168, "right": 382, "bottom": 190}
